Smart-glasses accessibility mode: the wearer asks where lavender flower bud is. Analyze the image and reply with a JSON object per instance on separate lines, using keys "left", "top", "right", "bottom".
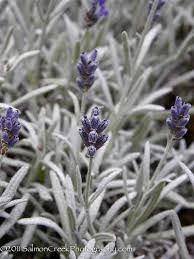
{"left": 81, "top": 115, "right": 91, "bottom": 133}
{"left": 8, "top": 136, "right": 19, "bottom": 147}
{"left": 87, "top": 145, "right": 96, "bottom": 158}
{"left": 166, "top": 96, "right": 191, "bottom": 140}
{"left": 170, "top": 106, "right": 179, "bottom": 120}
{"left": 177, "top": 116, "right": 190, "bottom": 128}
{"left": 5, "top": 119, "right": 12, "bottom": 130}
{"left": 88, "top": 130, "right": 98, "bottom": 143}
{"left": 175, "top": 96, "right": 182, "bottom": 109}
{"left": 166, "top": 118, "right": 174, "bottom": 130}
{"left": 0, "top": 107, "right": 21, "bottom": 155}
{"left": 180, "top": 104, "right": 191, "bottom": 116}
{"left": 79, "top": 106, "right": 109, "bottom": 158}
{"left": 79, "top": 128, "right": 89, "bottom": 146}
{"left": 91, "top": 106, "right": 100, "bottom": 116}
{"left": 96, "top": 119, "right": 109, "bottom": 133}
{"left": 80, "top": 53, "right": 88, "bottom": 66}
{"left": 2, "top": 132, "right": 9, "bottom": 143}
{"left": 96, "top": 134, "right": 108, "bottom": 149}
{"left": 175, "top": 128, "right": 188, "bottom": 140}
{"left": 91, "top": 115, "right": 100, "bottom": 129}
{"left": 90, "top": 49, "right": 98, "bottom": 61}
{"left": 77, "top": 50, "right": 98, "bottom": 92}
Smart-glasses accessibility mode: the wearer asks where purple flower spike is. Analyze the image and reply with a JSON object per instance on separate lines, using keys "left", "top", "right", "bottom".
{"left": 0, "top": 107, "right": 21, "bottom": 155}
{"left": 77, "top": 50, "right": 98, "bottom": 92}
{"left": 166, "top": 96, "right": 191, "bottom": 140}
{"left": 84, "top": 0, "right": 109, "bottom": 27}
{"left": 79, "top": 106, "right": 109, "bottom": 158}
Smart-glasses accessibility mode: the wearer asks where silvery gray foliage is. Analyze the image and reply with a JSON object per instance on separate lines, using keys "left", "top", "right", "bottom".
{"left": 0, "top": 0, "right": 194, "bottom": 259}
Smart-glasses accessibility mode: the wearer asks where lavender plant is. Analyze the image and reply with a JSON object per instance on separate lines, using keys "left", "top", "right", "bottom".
{"left": 0, "top": 0, "right": 194, "bottom": 259}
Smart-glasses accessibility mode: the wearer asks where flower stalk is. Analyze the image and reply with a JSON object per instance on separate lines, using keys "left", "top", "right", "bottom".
{"left": 84, "top": 157, "right": 95, "bottom": 234}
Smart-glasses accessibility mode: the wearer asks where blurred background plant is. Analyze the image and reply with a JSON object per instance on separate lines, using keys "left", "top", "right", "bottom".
{"left": 0, "top": 0, "right": 194, "bottom": 258}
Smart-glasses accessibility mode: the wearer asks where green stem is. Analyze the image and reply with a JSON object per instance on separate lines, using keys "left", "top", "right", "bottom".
{"left": 151, "top": 134, "right": 174, "bottom": 184}
{"left": 85, "top": 158, "right": 93, "bottom": 207}
{"left": 0, "top": 155, "right": 4, "bottom": 169}
{"left": 84, "top": 157, "right": 95, "bottom": 234}
{"left": 76, "top": 92, "right": 87, "bottom": 163}
{"left": 80, "top": 92, "right": 86, "bottom": 116}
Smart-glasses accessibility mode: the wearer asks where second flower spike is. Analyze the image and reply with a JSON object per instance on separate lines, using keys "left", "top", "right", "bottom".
{"left": 79, "top": 106, "right": 109, "bottom": 158}
{"left": 77, "top": 49, "right": 98, "bottom": 92}
{"left": 166, "top": 96, "right": 191, "bottom": 140}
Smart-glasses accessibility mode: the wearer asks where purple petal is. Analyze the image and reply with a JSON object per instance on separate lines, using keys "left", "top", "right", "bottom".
{"left": 79, "top": 128, "right": 89, "bottom": 146}
{"left": 177, "top": 116, "right": 190, "bottom": 127}
{"left": 95, "top": 134, "right": 108, "bottom": 149}
{"left": 88, "top": 64, "right": 97, "bottom": 74}
{"left": 80, "top": 53, "right": 88, "bottom": 66}
{"left": 13, "top": 109, "right": 20, "bottom": 119}
{"left": 166, "top": 118, "right": 175, "bottom": 130}
{"left": 2, "top": 132, "right": 9, "bottom": 143}
{"left": 175, "top": 96, "right": 182, "bottom": 109}
{"left": 91, "top": 115, "right": 100, "bottom": 129}
{"left": 8, "top": 136, "right": 19, "bottom": 147}
{"left": 98, "top": 0, "right": 106, "bottom": 5}
{"left": 77, "top": 79, "right": 84, "bottom": 90}
{"left": 81, "top": 115, "right": 91, "bottom": 133}
{"left": 6, "top": 107, "right": 14, "bottom": 118}
{"left": 96, "top": 119, "right": 109, "bottom": 133}
{"left": 99, "top": 6, "right": 109, "bottom": 16}
{"left": 90, "top": 49, "right": 97, "bottom": 61}
{"left": 87, "top": 145, "right": 96, "bottom": 158}
{"left": 12, "top": 123, "right": 21, "bottom": 135}
{"left": 5, "top": 119, "right": 12, "bottom": 131}
{"left": 88, "top": 130, "right": 98, "bottom": 143}
{"left": 171, "top": 106, "right": 179, "bottom": 120}
{"left": 77, "top": 64, "right": 86, "bottom": 76}
{"left": 85, "top": 75, "right": 96, "bottom": 86}
{"left": 175, "top": 128, "right": 188, "bottom": 140}
{"left": 180, "top": 103, "right": 191, "bottom": 116}
{"left": 91, "top": 107, "right": 100, "bottom": 117}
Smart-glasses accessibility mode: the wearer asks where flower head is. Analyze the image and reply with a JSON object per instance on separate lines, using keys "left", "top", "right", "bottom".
{"left": 0, "top": 107, "right": 21, "bottom": 155}
{"left": 166, "top": 96, "right": 191, "bottom": 140}
{"left": 79, "top": 106, "right": 109, "bottom": 158}
{"left": 84, "top": 0, "right": 109, "bottom": 27}
{"left": 77, "top": 49, "right": 98, "bottom": 92}
{"left": 148, "top": 0, "right": 166, "bottom": 22}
